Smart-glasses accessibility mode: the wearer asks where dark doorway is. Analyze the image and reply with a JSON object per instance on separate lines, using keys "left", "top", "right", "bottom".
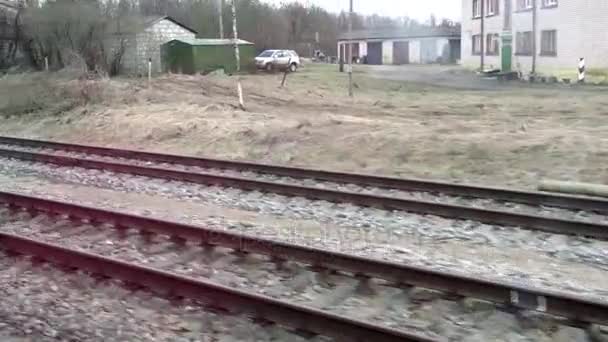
{"left": 352, "top": 43, "right": 360, "bottom": 61}
{"left": 367, "top": 42, "right": 383, "bottom": 65}
{"left": 393, "top": 41, "right": 409, "bottom": 65}
{"left": 340, "top": 42, "right": 360, "bottom": 62}
{"left": 448, "top": 39, "right": 461, "bottom": 63}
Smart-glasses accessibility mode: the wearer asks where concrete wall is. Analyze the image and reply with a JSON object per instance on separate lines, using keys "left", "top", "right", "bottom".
{"left": 409, "top": 40, "right": 421, "bottom": 63}
{"left": 122, "top": 19, "right": 195, "bottom": 75}
{"left": 337, "top": 37, "right": 456, "bottom": 65}
{"left": 0, "top": 3, "right": 19, "bottom": 66}
{"left": 359, "top": 42, "right": 367, "bottom": 57}
{"left": 382, "top": 40, "right": 393, "bottom": 64}
{"left": 462, "top": 0, "right": 608, "bottom": 74}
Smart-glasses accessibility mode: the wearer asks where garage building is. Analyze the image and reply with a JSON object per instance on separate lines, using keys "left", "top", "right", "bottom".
{"left": 337, "top": 27, "right": 461, "bottom": 65}
{"left": 161, "top": 38, "right": 255, "bottom": 74}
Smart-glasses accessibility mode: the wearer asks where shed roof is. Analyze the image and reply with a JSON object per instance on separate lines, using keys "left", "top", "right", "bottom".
{"left": 109, "top": 15, "right": 197, "bottom": 35}
{"left": 168, "top": 38, "right": 254, "bottom": 46}
{"left": 338, "top": 27, "right": 460, "bottom": 41}
{"left": 142, "top": 16, "right": 197, "bottom": 34}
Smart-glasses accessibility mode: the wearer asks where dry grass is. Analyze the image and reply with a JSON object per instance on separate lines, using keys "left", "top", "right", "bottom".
{"left": 1, "top": 64, "right": 607, "bottom": 188}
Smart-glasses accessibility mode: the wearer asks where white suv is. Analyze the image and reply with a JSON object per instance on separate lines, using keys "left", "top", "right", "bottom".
{"left": 255, "top": 50, "right": 300, "bottom": 72}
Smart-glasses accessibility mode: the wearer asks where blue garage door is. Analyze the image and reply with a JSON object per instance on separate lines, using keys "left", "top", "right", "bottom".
{"left": 367, "top": 42, "right": 383, "bottom": 65}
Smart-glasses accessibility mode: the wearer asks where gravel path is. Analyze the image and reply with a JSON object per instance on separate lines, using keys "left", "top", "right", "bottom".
{"left": 0, "top": 251, "right": 303, "bottom": 342}
{"left": 2, "top": 144, "right": 606, "bottom": 224}
{"left": 0, "top": 208, "right": 592, "bottom": 342}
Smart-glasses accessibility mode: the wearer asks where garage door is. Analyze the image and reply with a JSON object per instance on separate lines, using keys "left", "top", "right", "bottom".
{"left": 367, "top": 42, "right": 383, "bottom": 65}
{"left": 393, "top": 41, "right": 409, "bottom": 65}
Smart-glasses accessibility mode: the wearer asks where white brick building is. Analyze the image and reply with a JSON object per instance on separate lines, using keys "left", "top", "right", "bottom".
{"left": 337, "top": 28, "right": 461, "bottom": 65}
{"left": 112, "top": 16, "right": 196, "bottom": 75}
{"left": 462, "top": 0, "right": 608, "bottom": 74}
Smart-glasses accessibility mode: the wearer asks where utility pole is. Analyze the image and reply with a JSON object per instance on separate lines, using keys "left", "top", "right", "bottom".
{"left": 531, "top": 0, "right": 537, "bottom": 74}
{"left": 348, "top": 0, "right": 353, "bottom": 97}
{"left": 480, "top": 0, "right": 485, "bottom": 71}
{"left": 231, "top": 0, "right": 244, "bottom": 109}
{"left": 218, "top": 0, "right": 224, "bottom": 39}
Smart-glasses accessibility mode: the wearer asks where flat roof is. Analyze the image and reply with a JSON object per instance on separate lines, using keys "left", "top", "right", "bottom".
{"left": 170, "top": 38, "right": 254, "bottom": 46}
{"left": 338, "top": 27, "right": 461, "bottom": 41}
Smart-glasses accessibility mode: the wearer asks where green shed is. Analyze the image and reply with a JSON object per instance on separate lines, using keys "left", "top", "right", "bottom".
{"left": 161, "top": 38, "right": 256, "bottom": 74}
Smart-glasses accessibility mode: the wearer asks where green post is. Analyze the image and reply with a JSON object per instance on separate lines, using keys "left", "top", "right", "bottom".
{"left": 501, "top": 31, "right": 513, "bottom": 72}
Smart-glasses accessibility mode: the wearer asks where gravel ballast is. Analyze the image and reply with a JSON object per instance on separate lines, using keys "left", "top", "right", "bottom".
{"left": 1, "top": 144, "right": 606, "bottom": 224}
{"left": 0, "top": 209, "right": 594, "bottom": 342}
{"left": 0, "top": 251, "right": 304, "bottom": 342}
{"left": 2, "top": 157, "right": 608, "bottom": 282}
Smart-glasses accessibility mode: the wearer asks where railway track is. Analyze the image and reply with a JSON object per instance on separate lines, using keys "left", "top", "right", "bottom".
{"left": 0, "top": 192, "right": 432, "bottom": 342}
{"left": 1, "top": 191, "right": 607, "bottom": 341}
{"left": 0, "top": 250, "right": 294, "bottom": 341}
{"left": 0, "top": 136, "right": 607, "bottom": 240}
{"left": 1, "top": 135, "right": 607, "bottom": 213}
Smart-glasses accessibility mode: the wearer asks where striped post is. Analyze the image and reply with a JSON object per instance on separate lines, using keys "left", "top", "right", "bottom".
{"left": 578, "top": 58, "right": 585, "bottom": 83}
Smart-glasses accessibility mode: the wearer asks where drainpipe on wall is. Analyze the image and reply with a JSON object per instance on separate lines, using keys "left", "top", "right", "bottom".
{"left": 480, "top": 0, "right": 485, "bottom": 71}
{"left": 531, "top": 0, "right": 537, "bottom": 74}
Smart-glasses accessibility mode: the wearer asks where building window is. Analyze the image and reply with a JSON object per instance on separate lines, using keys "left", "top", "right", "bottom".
{"left": 542, "top": 0, "right": 558, "bottom": 8}
{"left": 517, "top": 0, "right": 533, "bottom": 10}
{"left": 473, "top": 0, "right": 482, "bottom": 18}
{"left": 540, "top": 30, "right": 557, "bottom": 56}
{"left": 472, "top": 34, "right": 482, "bottom": 55}
{"left": 486, "top": 0, "right": 499, "bottom": 16}
{"left": 486, "top": 33, "right": 500, "bottom": 55}
{"left": 516, "top": 31, "right": 533, "bottom": 55}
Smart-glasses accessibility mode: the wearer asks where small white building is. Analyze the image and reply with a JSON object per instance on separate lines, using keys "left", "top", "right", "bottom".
{"left": 111, "top": 16, "right": 197, "bottom": 75}
{"left": 337, "top": 27, "right": 461, "bottom": 65}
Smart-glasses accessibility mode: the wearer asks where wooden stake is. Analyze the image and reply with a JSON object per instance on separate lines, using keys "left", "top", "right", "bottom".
{"left": 280, "top": 57, "right": 292, "bottom": 88}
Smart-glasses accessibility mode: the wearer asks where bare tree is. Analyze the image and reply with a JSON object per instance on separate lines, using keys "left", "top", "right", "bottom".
{"left": 6, "top": 0, "right": 457, "bottom": 73}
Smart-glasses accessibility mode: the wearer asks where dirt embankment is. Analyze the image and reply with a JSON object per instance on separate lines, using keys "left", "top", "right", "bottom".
{"left": 1, "top": 65, "right": 607, "bottom": 188}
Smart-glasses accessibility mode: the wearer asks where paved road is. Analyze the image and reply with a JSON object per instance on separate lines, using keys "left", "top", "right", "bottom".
{"left": 359, "top": 64, "right": 516, "bottom": 90}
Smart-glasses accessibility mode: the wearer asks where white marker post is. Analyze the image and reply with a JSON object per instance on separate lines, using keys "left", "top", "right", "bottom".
{"left": 231, "top": 0, "right": 245, "bottom": 110}
{"left": 44, "top": 56, "right": 49, "bottom": 71}
{"left": 578, "top": 58, "right": 585, "bottom": 83}
{"left": 347, "top": 0, "right": 354, "bottom": 97}
{"left": 147, "top": 58, "right": 152, "bottom": 86}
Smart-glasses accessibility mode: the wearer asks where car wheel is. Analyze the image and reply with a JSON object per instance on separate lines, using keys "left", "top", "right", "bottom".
{"left": 289, "top": 63, "right": 297, "bottom": 72}
{"left": 266, "top": 63, "right": 273, "bottom": 72}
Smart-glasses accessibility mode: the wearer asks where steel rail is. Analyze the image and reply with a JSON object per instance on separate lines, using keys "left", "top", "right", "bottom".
{"left": 1, "top": 148, "right": 607, "bottom": 239}
{"left": 2, "top": 191, "right": 608, "bottom": 326}
{"left": 0, "top": 135, "right": 606, "bottom": 213}
{"left": 0, "top": 233, "right": 434, "bottom": 342}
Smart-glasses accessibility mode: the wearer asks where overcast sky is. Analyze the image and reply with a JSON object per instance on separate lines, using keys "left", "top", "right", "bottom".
{"left": 262, "top": 0, "right": 461, "bottom": 21}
